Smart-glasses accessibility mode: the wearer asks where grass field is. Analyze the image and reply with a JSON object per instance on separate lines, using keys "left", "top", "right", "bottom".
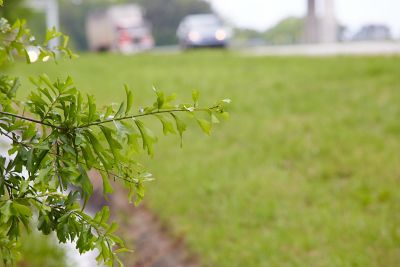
{"left": 12, "top": 52, "right": 400, "bottom": 267}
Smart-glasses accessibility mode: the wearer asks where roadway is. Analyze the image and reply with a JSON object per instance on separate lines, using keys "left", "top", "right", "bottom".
{"left": 153, "top": 41, "right": 400, "bottom": 56}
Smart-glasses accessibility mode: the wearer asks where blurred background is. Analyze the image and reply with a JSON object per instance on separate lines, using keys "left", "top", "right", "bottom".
{"left": 3, "top": 0, "right": 400, "bottom": 53}
{"left": 2, "top": 0, "right": 400, "bottom": 266}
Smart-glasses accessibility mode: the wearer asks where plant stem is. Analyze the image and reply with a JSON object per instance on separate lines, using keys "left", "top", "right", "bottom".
{"left": 76, "top": 106, "right": 218, "bottom": 129}
{"left": 0, "top": 110, "right": 61, "bottom": 129}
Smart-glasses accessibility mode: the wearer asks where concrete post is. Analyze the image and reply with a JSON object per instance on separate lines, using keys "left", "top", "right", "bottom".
{"left": 305, "top": 0, "right": 318, "bottom": 43}
{"left": 45, "top": 0, "right": 60, "bottom": 48}
{"left": 321, "top": 0, "right": 337, "bottom": 43}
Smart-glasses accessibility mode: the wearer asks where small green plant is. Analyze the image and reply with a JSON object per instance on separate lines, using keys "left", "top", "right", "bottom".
{"left": 0, "top": 2, "right": 229, "bottom": 266}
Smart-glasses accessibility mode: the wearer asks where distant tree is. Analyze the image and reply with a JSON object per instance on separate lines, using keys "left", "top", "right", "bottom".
{"left": 263, "top": 16, "right": 304, "bottom": 45}
{"left": 233, "top": 28, "right": 264, "bottom": 45}
{"left": 58, "top": 1, "right": 99, "bottom": 50}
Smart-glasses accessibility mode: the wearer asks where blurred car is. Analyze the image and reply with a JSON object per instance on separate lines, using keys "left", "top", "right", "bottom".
{"left": 177, "top": 14, "right": 231, "bottom": 49}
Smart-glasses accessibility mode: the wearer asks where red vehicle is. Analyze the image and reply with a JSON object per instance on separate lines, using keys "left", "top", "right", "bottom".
{"left": 86, "top": 4, "right": 154, "bottom": 53}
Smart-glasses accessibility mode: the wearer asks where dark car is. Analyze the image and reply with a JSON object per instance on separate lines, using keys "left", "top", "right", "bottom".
{"left": 177, "top": 14, "right": 231, "bottom": 49}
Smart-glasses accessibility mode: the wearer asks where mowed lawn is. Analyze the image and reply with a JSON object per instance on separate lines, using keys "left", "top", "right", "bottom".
{"left": 13, "top": 52, "right": 400, "bottom": 267}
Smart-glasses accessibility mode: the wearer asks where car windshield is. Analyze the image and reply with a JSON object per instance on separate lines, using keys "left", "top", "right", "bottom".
{"left": 188, "top": 15, "right": 221, "bottom": 28}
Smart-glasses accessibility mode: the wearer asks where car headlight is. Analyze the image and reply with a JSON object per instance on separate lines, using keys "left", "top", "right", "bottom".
{"left": 215, "top": 29, "right": 227, "bottom": 41}
{"left": 188, "top": 31, "right": 201, "bottom": 42}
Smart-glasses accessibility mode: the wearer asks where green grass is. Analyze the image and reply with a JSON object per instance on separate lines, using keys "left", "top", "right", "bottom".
{"left": 12, "top": 52, "right": 400, "bottom": 267}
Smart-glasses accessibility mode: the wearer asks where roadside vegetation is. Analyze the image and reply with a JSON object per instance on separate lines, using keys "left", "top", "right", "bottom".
{"left": 13, "top": 52, "right": 400, "bottom": 267}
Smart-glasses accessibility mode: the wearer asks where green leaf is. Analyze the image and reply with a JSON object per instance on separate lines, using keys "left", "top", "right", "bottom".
{"left": 8, "top": 78, "right": 20, "bottom": 98}
{"left": 155, "top": 114, "right": 176, "bottom": 135}
{"left": 101, "top": 172, "right": 114, "bottom": 197}
{"left": 192, "top": 90, "right": 199, "bottom": 107}
{"left": 106, "top": 222, "right": 118, "bottom": 235}
{"left": 81, "top": 145, "right": 95, "bottom": 169}
{"left": 39, "top": 74, "right": 56, "bottom": 92}
{"left": 12, "top": 202, "right": 32, "bottom": 217}
{"left": 124, "top": 85, "right": 133, "bottom": 115}
{"left": 109, "top": 234, "right": 125, "bottom": 245}
{"left": 211, "top": 113, "right": 220, "bottom": 124}
{"left": 87, "top": 95, "right": 96, "bottom": 122}
{"left": 26, "top": 148, "right": 34, "bottom": 173}
{"left": 221, "top": 111, "right": 230, "bottom": 120}
{"left": 114, "top": 247, "right": 133, "bottom": 254}
{"left": 115, "top": 101, "right": 125, "bottom": 118}
{"left": 99, "top": 206, "right": 110, "bottom": 225}
{"left": 77, "top": 165, "right": 94, "bottom": 207}
{"left": 135, "top": 181, "right": 145, "bottom": 205}
{"left": 0, "top": 201, "right": 12, "bottom": 223}
{"left": 84, "top": 131, "right": 111, "bottom": 169}
{"left": 197, "top": 118, "right": 212, "bottom": 135}
{"left": 134, "top": 120, "right": 156, "bottom": 156}
{"left": 63, "top": 35, "right": 69, "bottom": 48}
{"left": 99, "top": 125, "right": 122, "bottom": 161}
{"left": 171, "top": 113, "right": 186, "bottom": 146}
{"left": 153, "top": 87, "right": 164, "bottom": 109}
{"left": 24, "top": 48, "right": 31, "bottom": 64}
{"left": 38, "top": 212, "right": 52, "bottom": 235}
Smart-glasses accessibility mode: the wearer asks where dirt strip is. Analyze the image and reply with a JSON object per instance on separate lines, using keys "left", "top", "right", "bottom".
{"left": 108, "top": 191, "right": 199, "bottom": 267}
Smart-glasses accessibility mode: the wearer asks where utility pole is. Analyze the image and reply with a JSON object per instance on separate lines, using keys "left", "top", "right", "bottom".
{"left": 45, "top": 0, "right": 60, "bottom": 48}
{"left": 305, "top": 0, "right": 318, "bottom": 43}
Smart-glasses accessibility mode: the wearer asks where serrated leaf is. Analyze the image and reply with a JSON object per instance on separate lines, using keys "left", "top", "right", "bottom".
{"left": 134, "top": 181, "right": 145, "bottom": 206}
{"left": 134, "top": 120, "right": 156, "bottom": 156}
{"left": 99, "top": 125, "right": 122, "bottom": 161}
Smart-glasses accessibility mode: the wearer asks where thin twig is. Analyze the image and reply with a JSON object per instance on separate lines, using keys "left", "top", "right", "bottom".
{"left": 0, "top": 110, "right": 62, "bottom": 129}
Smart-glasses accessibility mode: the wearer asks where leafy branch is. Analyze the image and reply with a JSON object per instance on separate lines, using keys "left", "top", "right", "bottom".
{"left": 0, "top": 9, "right": 230, "bottom": 267}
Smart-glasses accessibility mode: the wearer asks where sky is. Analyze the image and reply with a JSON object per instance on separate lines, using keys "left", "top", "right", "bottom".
{"left": 208, "top": 0, "right": 400, "bottom": 37}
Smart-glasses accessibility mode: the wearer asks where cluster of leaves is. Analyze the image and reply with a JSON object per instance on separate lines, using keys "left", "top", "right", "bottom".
{"left": 0, "top": 3, "right": 229, "bottom": 266}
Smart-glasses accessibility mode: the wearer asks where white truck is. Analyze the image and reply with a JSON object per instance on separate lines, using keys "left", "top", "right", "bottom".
{"left": 86, "top": 4, "right": 154, "bottom": 53}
